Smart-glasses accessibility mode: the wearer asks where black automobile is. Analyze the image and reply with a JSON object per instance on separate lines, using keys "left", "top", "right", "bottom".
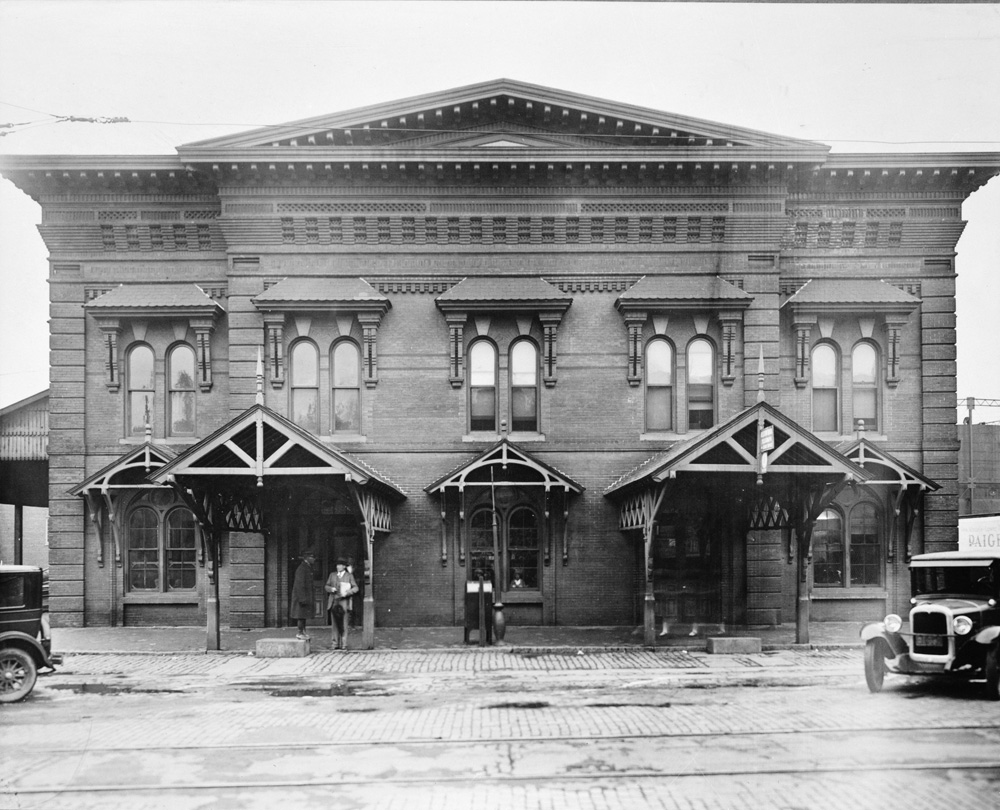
{"left": 1, "top": 565, "right": 62, "bottom": 702}
{"left": 861, "top": 550, "right": 1000, "bottom": 700}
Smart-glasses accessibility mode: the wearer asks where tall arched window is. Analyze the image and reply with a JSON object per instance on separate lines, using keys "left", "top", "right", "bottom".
{"left": 126, "top": 501, "right": 200, "bottom": 593}
{"left": 645, "top": 339, "right": 673, "bottom": 431}
{"left": 127, "top": 344, "right": 155, "bottom": 435}
{"left": 849, "top": 503, "right": 881, "bottom": 586}
{"left": 331, "top": 340, "right": 361, "bottom": 433}
{"left": 469, "top": 341, "right": 497, "bottom": 432}
{"left": 468, "top": 508, "right": 495, "bottom": 584}
{"left": 812, "top": 508, "right": 844, "bottom": 586}
{"left": 812, "top": 343, "right": 839, "bottom": 432}
{"left": 167, "top": 344, "right": 196, "bottom": 436}
{"left": 510, "top": 340, "right": 538, "bottom": 433}
{"left": 165, "top": 508, "right": 198, "bottom": 590}
{"left": 127, "top": 506, "right": 159, "bottom": 590}
{"left": 687, "top": 338, "right": 715, "bottom": 430}
{"left": 852, "top": 343, "right": 878, "bottom": 433}
{"left": 290, "top": 340, "right": 320, "bottom": 433}
{"left": 507, "top": 507, "right": 540, "bottom": 590}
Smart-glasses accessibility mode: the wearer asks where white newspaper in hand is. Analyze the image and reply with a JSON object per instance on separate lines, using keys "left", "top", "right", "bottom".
{"left": 339, "top": 581, "right": 352, "bottom": 597}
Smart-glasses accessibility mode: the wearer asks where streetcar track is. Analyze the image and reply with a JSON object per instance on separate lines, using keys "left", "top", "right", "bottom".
{"left": 5, "top": 760, "right": 1000, "bottom": 796}
{"left": 14, "top": 722, "right": 999, "bottom": 755}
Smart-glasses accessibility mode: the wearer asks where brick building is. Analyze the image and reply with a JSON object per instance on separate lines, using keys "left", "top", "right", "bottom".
{"left": 1, "top": 80, "right": 997, "bottom": 645}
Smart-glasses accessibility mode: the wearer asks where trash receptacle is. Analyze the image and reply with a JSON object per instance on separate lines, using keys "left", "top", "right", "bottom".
{"left": 464, "top": 580, "right": 493, "bottom": 644}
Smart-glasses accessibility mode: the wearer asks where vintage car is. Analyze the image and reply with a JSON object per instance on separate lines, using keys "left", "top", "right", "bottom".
{"left": 861, "top": 550, "right": 1000, "bottom": 699}
{"left": 1, "top": 564, "right": 62, "bottom": 702}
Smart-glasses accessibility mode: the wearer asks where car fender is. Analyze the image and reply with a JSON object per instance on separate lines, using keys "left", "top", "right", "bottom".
{"left": 0, "top": 631, "right": 56, "bottom": 668}
{"left": 973, "top": 626, "right": 1000, "bottom": 646}
{"left": 860, "top": 624, "right": 907, "bottom": 656}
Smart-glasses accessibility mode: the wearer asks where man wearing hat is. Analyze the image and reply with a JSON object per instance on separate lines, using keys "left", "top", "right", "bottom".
{"left": 289, "top": 550, "right": 317, "bottom": 641}
{"left": 326, "top": 557, "right": 359, "bottom": 649}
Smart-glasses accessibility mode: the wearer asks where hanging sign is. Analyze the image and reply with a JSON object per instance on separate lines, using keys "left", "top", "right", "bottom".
{"left": 760, "top": 424, "right": 775, "bottom": 453}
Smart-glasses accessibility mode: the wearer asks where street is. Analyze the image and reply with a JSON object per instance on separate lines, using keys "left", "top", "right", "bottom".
{"left": 2, "top": 648, "right": 999, "bottom": 810}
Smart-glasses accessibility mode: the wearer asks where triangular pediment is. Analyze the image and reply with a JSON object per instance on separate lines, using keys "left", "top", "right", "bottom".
{"left": 148, "top": 404, "right": 404, "bottom": 498}
{"left": 605, "top": 401, "right": 871, "bottom": 497}
{"left": 70, "top": 443, "right": 177, "bottom": 495}
{"left": 426, "top": 438, "right": 583, "bottom": 494}
{"left": 179, "top": 79, "right": 826, "bottom": 158}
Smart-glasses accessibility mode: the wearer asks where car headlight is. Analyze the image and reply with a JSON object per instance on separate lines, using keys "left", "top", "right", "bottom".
{"left": 953, "top": 615, "right": 973, "bottom": 636}
{"left": 884, "top": 614, "right": 902, "bottom": 633}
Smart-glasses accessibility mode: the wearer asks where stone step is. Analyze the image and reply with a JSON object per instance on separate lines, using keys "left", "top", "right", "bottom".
{"left": 255, "top": 638, "right": 310, "bottom": 657}
{"left": 707, "top": 636, "right": 762, "bottom": 654}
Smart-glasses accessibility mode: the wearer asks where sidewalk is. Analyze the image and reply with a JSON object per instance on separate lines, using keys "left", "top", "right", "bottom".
{"left": 52, "top": 622, "right": 865, "bottom": 654}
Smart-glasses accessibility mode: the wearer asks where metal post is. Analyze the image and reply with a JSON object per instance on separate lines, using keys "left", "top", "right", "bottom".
{"left": 478, "top": 576, "right": 486, "bottom": 647}
{"left": 13, "top": 504, "right": 23, "bottom": 565}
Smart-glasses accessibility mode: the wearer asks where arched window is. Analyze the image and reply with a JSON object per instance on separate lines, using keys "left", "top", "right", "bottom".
{"left": 468, "top": 508, "right": 495, "bottom": 584}
{"left": 852, "top": 343, "right": 878, "bottom": 433}
{"left": 290, "top": 340, "right": 319, "bottom": 433}
{"left": 167, "top": 344, "right": 196, "bottom": 436}
{"left": 127, "top": 501, "right": 200, "bottom": 593}
{"left": 645, "top": 338, "right": 673, "bottom": 431}
{"left": 127, "top": 506, "right": 159, "bottom": 590}
{"left": 165, "top": 508, "right": 198, "bottom": 590}
{"left": 687, "top": 338, "right": 715, "bottom": 430}
{"left": 510, "top": 340, "right": 538, "bottom": 433}
{"left": 469, "top": 341, "right": 497, "bottom": 432}
{"left": 507, "top": 507, "right": 540, "bottom": 590}
{"left": 849, "top": 503, "right": 881, "bottom": 586}
{"left": 812, "top": 343, "right": 839, "bottom": 432}
{"left": 331, "top": 340, "right": 361, "bottom": 433}
{"left": 812, "top": 508, "right": 844, "bottom": 586}
{"left": 127, "top": 344, "right": 155, "bottom": 435}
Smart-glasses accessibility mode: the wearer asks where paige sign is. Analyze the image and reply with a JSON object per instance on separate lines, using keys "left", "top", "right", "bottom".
{"left": 958, "top": 514, "right": 1000, "bottom": 552}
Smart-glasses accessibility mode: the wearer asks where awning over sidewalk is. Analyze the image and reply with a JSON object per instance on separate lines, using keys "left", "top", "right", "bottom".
{"left": 69, "top": 441, "right": 177, "bottom": 568}
{"left": 604, "top": 400, "right": 872, "bottom": 645}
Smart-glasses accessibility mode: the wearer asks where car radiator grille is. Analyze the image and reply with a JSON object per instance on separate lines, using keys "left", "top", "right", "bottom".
{"left": 912, "top": 610, "right": 949, "bottom": 654}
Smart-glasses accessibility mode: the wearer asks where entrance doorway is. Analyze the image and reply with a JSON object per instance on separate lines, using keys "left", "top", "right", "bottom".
{"left": 283, "top": 489, "right": 365, "bottom": 628}
{"left": 651, "top": 510, "right": 746, "bottom": 636}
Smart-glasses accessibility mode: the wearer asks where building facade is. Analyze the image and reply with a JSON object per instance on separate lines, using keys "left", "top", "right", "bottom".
{"left": 2, "top": 80, "right": 997, "bottom": 644}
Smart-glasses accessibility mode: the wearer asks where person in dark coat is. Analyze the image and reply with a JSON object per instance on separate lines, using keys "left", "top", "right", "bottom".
{"left": 289, "top": 551, "right": 316, "bottom": 640}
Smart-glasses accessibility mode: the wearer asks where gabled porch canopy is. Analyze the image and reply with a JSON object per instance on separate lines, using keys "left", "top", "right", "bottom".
{"left": 839, "top": 437, "right": 939, "bottom": 561}
{"left": 605, "top": 401, "right": 872, "bottom": 645}
{"left": 149, "top": 402, "right": 404, "bottom": 527}
{"left": 427, "top": 438, "right": 583, "bottom": 496}
{"left": 426, "top": 439, "right": 583, "bottom": 567}
{"left": 69, "top": 441, "right": 177, "bottom": 568}
{"left": 147, "top": 401, "right": 405, "bottom": 650}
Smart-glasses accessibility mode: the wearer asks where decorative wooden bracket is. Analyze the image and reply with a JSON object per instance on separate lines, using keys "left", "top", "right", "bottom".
{"left": 446, "top": 314, "right": 466, "bottom": 388}
{"left": 884, "top": 318, "right": 906, "bottom": 389}
{"left": 190, "top": 318, "right": 215, "bottom": 392}
{"left": 793, "top": 319, "right": 815, "bottom": 389}
{"left": 719, "top": 312, "right": 741, "bottom": 387}
{"left": 97, "top": 320, "right": 122, "bottom": 392}
{"left": 624, "top": 312, "right": 647, "bottom": 387}
{"left": 263, "top": 314, "right": 285, "bottom": 389}
{"left": 358, "top": 313, "right": 382, "bottom": 388}
{"left": 539, "top": 312, "right": 562, "bottom": 388}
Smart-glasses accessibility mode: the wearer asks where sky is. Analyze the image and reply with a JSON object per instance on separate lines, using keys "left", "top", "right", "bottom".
{"left": 1, "top": 1, "right": 998, "bottom": 422}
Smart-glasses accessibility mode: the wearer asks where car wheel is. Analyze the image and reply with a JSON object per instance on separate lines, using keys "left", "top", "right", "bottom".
{"left": 0, "top": 647, "right": 38, "bottom": 703}
{"left": 864, "top": 639, "right": 887, "bottom": 693}
{"left": 985, "top": 646, "right": 1000, "bottom": 702}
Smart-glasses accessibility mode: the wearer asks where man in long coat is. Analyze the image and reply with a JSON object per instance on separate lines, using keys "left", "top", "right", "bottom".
{"left": 290, "top": 551, "right": 316, "bottom": 640}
